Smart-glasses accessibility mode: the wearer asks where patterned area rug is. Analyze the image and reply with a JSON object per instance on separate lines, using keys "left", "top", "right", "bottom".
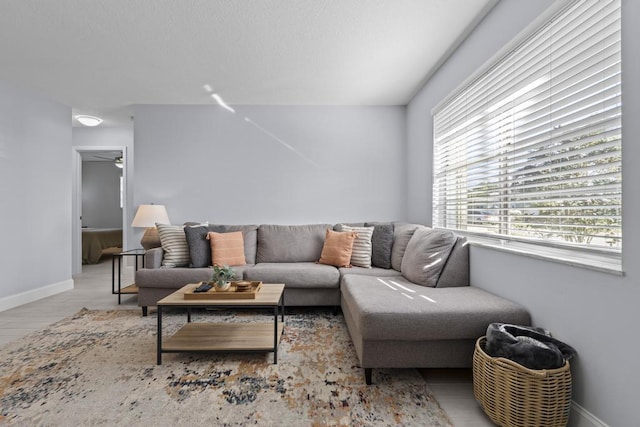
{"left": 0, "top": 308, "right": 452, "bottom": 426}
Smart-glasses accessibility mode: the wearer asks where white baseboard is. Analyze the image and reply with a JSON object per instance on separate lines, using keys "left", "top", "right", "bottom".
{"left": 0, "top": 279, "right": 74, "bottom": 312}
{"left": 570, "top": 401, "right": 609, "bottom": 427}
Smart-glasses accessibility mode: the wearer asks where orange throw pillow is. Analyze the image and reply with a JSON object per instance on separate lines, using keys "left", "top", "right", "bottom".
{"left": 207, "top": 231, "right": 246, "bottom": 267}
{"left": 318, "top": 229, "right": 357, "bottom": 268}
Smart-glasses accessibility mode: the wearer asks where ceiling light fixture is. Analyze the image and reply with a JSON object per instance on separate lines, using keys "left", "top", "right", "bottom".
{"left": 76, "top": 115, "right": 103, "bottom": 126}
{"left": 211, "top": 93, "right": 235, "bottom": 114}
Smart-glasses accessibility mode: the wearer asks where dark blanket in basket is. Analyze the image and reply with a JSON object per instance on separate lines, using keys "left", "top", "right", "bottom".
{"left": 485, "top": 323, "right": 577, "bottom": 370}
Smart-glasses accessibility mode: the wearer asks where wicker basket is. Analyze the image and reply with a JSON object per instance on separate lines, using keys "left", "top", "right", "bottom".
{"left": 473, "top": 336, "right": 572, "bottom": 427}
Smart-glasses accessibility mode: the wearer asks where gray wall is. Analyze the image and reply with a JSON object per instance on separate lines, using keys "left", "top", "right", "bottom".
{"left": 407, "top": 0, "right": 637, "bottom": 425}
{"left": 81, "top": 161, "right": 122, "bottom": 228}
{"left": 0, "top": 80, "right": 72, "bottom": 300}
{"left": 73, "top": 127, "right": 133, "bottom": 148}
{"left": 133, "top": 105, "right": 407, "bottom": 243}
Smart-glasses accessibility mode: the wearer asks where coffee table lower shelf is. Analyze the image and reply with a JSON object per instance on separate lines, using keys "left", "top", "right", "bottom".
{"left": 162, "top": 322, "right": 284, "bottom": 352}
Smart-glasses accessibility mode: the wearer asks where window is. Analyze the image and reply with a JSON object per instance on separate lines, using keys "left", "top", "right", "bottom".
{"left": 432, "top": 0, "right": 621, "bottom": 264}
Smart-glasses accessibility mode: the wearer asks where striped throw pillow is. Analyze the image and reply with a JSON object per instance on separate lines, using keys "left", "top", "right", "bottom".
{"left": 156, "top": 223, "right": 190, "bottom": 267}
{"left": 340, "top": 224, "right": 374, "bottom": 268}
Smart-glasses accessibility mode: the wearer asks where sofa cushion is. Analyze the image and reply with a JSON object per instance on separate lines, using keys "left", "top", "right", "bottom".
{"left": 207, "top": 231, "right": 246, "bottom": 266}
{"left": 401, "top": 227, "right": 456, "bottom": 287}
{"left": 156, "top": 223, "right": 190, "bottom": 267}
{"left": 318, "top": 229, "right": 357, "bottom": 268}
{"left": 256, "top": 224, "right": 331, "bottom": 263}
{"left": 365, "top": 222, "right": 394, "bottom": 269}
{"left": 184, "top": 225, "right": 226, "bottom": 268}
{"left": 243, "top": 262, "right": 340, "bottom": 289}
{"left": 338, "top": 266, "right": 402, "bottom": 279}
{"left": 390, "top": 223, "right": 420, "bottom": 271}
{"left": 340, "top": 225, "right": 374, "bottom": 268}
{"left": 341, "top": 275, "right": 530, "bottom": 341}
{"left": 436, "top": 236, "right": 470, "bottom": 288}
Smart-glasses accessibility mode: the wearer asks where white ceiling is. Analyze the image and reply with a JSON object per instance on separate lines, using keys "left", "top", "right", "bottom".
{"left": 0, "top": 0, "right": 495, "bottom": 126}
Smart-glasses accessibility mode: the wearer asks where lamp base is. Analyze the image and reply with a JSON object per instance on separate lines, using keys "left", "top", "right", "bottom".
{"left": 140, "top": 227, "right": 161, "bottom": 250}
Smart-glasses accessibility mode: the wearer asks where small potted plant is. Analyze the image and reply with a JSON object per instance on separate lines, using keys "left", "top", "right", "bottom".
{"left": 210, "top": 264, "right": 236, "bottom": 291}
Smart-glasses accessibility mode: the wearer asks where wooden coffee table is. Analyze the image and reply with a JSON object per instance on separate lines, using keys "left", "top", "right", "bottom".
{"left": 156, "top": 283, "right": 285, "bottom": 365}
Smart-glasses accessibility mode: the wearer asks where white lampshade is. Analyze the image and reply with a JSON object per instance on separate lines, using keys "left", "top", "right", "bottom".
{"left": 132, "top": 204, "right": 170, "bottom": 249}
{"left": 131, "top": 204, "right": 170, "bottom": 228}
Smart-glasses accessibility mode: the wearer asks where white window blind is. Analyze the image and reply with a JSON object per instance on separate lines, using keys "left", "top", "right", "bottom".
{"left": 433, "top": 0, "right": 621, "bottom": 258}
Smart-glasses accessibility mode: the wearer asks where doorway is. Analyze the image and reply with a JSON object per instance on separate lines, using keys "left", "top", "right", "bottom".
{"left": 72, "top": 146, "right": 129, "bottom": 275}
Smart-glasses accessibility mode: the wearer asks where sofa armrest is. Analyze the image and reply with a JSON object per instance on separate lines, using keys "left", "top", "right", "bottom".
{"left": 145, "top": 247, "right": 164, "bottom": 269}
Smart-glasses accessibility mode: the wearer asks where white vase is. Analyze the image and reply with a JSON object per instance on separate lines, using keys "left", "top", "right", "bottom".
{"left": 214, "top": 281, "right": 231, "bottom": 291}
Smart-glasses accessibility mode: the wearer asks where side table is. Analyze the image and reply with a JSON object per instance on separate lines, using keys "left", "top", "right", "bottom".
{"left": 111, "top": 248, "right": 146, "bottom": 304}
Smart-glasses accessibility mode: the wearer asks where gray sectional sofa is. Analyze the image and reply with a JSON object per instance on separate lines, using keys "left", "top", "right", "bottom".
{"left": 135, "top": 222, "right": 530, "bottom": 384}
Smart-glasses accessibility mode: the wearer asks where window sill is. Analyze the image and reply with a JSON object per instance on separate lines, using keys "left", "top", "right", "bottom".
{"left": 467, "top": 238, "right": 624, "bottom": 276}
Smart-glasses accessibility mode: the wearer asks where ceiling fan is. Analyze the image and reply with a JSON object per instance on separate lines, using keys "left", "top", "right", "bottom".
{"left": 91, "top": 154, "right": 123, "bottom": 168}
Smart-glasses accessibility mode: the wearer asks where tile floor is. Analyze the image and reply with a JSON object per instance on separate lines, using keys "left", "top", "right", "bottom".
{"left": 421, "top": 369, "right": 495, "bottom": 426}
{"left": 0, "top": 257, "right": 494, "bottom": 426}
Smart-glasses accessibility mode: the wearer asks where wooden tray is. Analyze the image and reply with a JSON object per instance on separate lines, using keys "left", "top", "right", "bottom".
{"left": 183, "top": 281, "right": 262, "bottom": 300}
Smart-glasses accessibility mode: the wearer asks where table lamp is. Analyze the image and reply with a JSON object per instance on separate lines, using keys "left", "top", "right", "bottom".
{"left": 131, "top": 204, "right": 170, "bottom": 249}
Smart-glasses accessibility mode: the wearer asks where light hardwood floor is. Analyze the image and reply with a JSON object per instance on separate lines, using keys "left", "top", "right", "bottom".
{"left": 0, "top": 257, "right": 494, "bottom": 426}
{"left": 0, "top": 256, "right": 139, "bottom": 347}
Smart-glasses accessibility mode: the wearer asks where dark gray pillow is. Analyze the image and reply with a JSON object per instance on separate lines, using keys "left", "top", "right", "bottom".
{"left": 184, "top": 225, "right": 225, "bottom": 268}
{"left": 365, "top": 222, "right": 394, "bottom": 269}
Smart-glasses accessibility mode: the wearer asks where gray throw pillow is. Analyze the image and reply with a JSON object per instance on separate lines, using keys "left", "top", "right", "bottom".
{"left": 400, "top": 227, "right": 456, "bottom": 287}
{"left": 184, "top": 225, "right": 225, "bottom": 268}
{"left": 365, "top": 222, "right": 394, "bottom": 269}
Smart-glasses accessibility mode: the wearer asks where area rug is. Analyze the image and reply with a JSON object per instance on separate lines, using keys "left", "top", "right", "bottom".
{"left": 0, "top": 308, "right": 452, "bottom": 426}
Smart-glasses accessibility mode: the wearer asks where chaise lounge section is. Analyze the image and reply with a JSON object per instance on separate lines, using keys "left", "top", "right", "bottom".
{"left": 341, "top": 277, "right": 531, "bottom": 384}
